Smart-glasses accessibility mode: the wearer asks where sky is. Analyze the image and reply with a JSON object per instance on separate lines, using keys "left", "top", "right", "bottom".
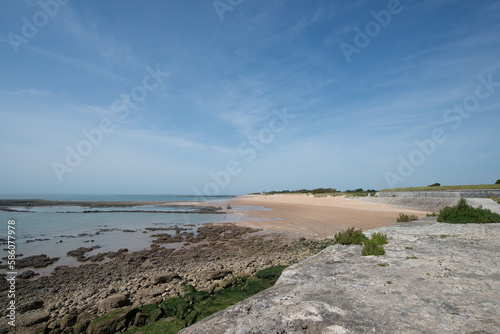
{"left": 0, "top": 0, "right": 499, "bottom": 195}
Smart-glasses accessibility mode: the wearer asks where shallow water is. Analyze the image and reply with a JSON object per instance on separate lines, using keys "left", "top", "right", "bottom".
{"left": 0, "top": 195, "right": 250, "bottom": 276}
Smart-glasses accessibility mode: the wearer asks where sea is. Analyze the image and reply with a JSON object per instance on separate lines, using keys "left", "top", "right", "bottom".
{"left": 0, "top": 194, "right": 259, "bottom": 276}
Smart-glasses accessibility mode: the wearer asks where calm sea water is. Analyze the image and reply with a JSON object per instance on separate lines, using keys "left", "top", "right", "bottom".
{"left": 0, "top": 194, "right": 237, "bottom": 202}
{"left": 0, "top": 195, "right": 242, "bottom": 275}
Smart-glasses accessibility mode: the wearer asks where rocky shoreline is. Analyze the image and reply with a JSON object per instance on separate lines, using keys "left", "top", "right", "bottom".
{"left": 0, "top": 223, "right": 334, "bottom": 333}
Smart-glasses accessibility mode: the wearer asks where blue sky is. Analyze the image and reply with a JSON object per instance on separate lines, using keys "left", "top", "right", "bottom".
{"left": 1, "top": 0, "right": 499, "bottom": 195}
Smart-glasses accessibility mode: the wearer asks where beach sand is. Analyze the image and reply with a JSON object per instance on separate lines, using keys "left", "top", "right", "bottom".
{"left": 230, "top": 194, "right": 431, "bottom": 238}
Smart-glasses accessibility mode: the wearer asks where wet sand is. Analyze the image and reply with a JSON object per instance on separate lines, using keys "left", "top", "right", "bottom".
{"left": 230, "top": 194, "right": 431, "bottom": 238}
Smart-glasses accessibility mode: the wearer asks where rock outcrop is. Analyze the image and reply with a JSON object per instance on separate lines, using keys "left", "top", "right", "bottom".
{"left": 181, "top": 218, "right": 500, "bottom": 333}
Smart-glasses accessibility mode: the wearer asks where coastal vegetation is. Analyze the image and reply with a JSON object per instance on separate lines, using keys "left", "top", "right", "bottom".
{"left": 253, "top": 188, "right": 378, "bottom": 197}
{"left": 362, "top": 239, "right": 385, "bottom": 256}
{"left": 381, "top": 183, "right": 500, "bottom": 192}
{"left": 334, "top": 227, "right": 367, "bottom": 245}
{"left": 396, "top": 213, "right": 419, "bottom": 222}
{"left": 437, "top": 198, "right": 500, "bottom": 224}
{"left": 334, "top": 228, "right": 387, "bottom": 256}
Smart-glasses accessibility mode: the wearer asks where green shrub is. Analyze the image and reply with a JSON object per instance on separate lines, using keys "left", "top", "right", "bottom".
{"left": 371, "top": 232, "right": 387, "bottom": 245}
{"left": 335, "top": 229, "right": 388, "bottom": 256}
{"left": 438, "top": 198, "right": 500, "bottom": 224}
{"left": 428, "top": 183, "right": 441, "bottom": 187}
{"left": 426, "top": 212, "right": 438, "bottom": 217}
{"left": 362, "top": 239, "right": 385, "bottom": 256}
{"left": 396, "top": 213, "right": 419, "bottom": 222}
{"left": 496, "top": 179, "right": 500, "bottom": 185}
{"left": 334, "top": 227, "right": 367, "bottom": 245}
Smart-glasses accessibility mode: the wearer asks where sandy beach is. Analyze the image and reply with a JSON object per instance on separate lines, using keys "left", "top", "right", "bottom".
{"left": 230, "top": 194, "right": 431, "bottom": 238}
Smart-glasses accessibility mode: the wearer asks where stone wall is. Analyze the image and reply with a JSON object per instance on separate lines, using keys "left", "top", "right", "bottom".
{"left": 376, "top": 189, "right": 500, "bottom": 198}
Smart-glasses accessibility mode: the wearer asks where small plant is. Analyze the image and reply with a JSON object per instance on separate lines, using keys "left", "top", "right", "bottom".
{"left": 438, "top": 198, "right": 500, "bottom": 224}
{"left": 396, "top": 213, "right": 419, "bottom": 222}
{"left": 336, "top": 228, "right": 389, "bottom": 256}
{"left": 371, "top": 232, "right": 388, "bottom": 245}
{"left": 426, "top": 212, "right": 438, "bottom": 217}
{"left": 377, "top": 263, "right": 389, "bottom": 267}
{"left": 334, "top": 227, "right": 367, "bottom": 245}
{"left": 386, "top": 281, "right": 393, "bottom": 284}
{"left": 406, "top": 256, "right": 419, "bottom": 260}
{"left": 362, "top": 238, "right": 385, "bottom": 256}
{"left": 405, "top": 246, "right": 413, "bottom": 250}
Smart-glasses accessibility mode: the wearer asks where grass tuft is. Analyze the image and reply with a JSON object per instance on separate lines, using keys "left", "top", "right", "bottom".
{"left": 334, "top": 227, "right": 367, "bottom": 245}
{"left": 362, "top": 239, "right": 385, "bottom": 256}
{"left": 396, "top": 213, "right": 419, "bottom": 222}
{"left": 334, "top": 229, "right": 388, "bottom": 256}
{"left": 371, "top": 232, "right": 388, "bottom": 245}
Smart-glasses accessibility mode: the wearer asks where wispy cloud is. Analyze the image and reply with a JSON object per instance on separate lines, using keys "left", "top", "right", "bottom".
{"left": 53, "top": 5, "right": 137, "bottom": 68}
{"left": 25, "top": 44, "right": 131, "bottom": 84}
{"left": 1, "top": 89, "right": 53, "bottom": 97}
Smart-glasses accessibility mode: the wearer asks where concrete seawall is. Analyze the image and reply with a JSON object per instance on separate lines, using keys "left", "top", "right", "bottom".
{"left": 356, "top": 196, "right": 500, "bottom": 213}
{"left": 376, "top": 189, "right": 500, "bottom": 198}
{"left": 356, "top": 196, "right": 459, "bottom": 212}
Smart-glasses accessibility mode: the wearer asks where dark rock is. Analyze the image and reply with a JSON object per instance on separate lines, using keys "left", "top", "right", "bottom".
{"left": 18, "top": 310, "right": 50, "bottom": 327}
{"left": 0, "top": 274, "right": 8, "bottom": 291}
{"left": 153, "top": 273, "right": 180, "bottom": 285}
{"left": 17, "top": 254, "right": 59, "bottom": 268}
{"left": 67, "top": 246, "right": 101, "bottom": 261}
{"left": 18, "top": 270, "right": 39, "bottom": 279}
{"left": 74, "top": 312, "right": 97, "bottom": 333}
{"left": 97, "top": 293, "right": 130, "bottom": 313}
{"left": 87, "top": 307, "right": 137, "bottom": 334}
{"left": 134, "top": 312, "right": 149, "bottom": 326}
{"left": 18, "top": 300, "right": 44, "bottom": 313}
{"left": 199, "top": 270, "right": 232, "bottom": 281}
{"left": 59, "top": 313, "right": 77, "bottom": 329}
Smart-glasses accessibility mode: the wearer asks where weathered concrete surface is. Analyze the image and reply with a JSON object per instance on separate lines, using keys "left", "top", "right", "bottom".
{"left": 357, "top": 196, "right": 500, "bottom": 213}
{"left": 376, "top": 189, "right": 500, "bottom": 198}
{"left": 356, "top": 196, "right": 459, "bottom": 212}
{"left": 180, "top": 218, "right": 500, "bottom": 334}
{"left": 467, "top": 198, "right": 500, "bottom": 215}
